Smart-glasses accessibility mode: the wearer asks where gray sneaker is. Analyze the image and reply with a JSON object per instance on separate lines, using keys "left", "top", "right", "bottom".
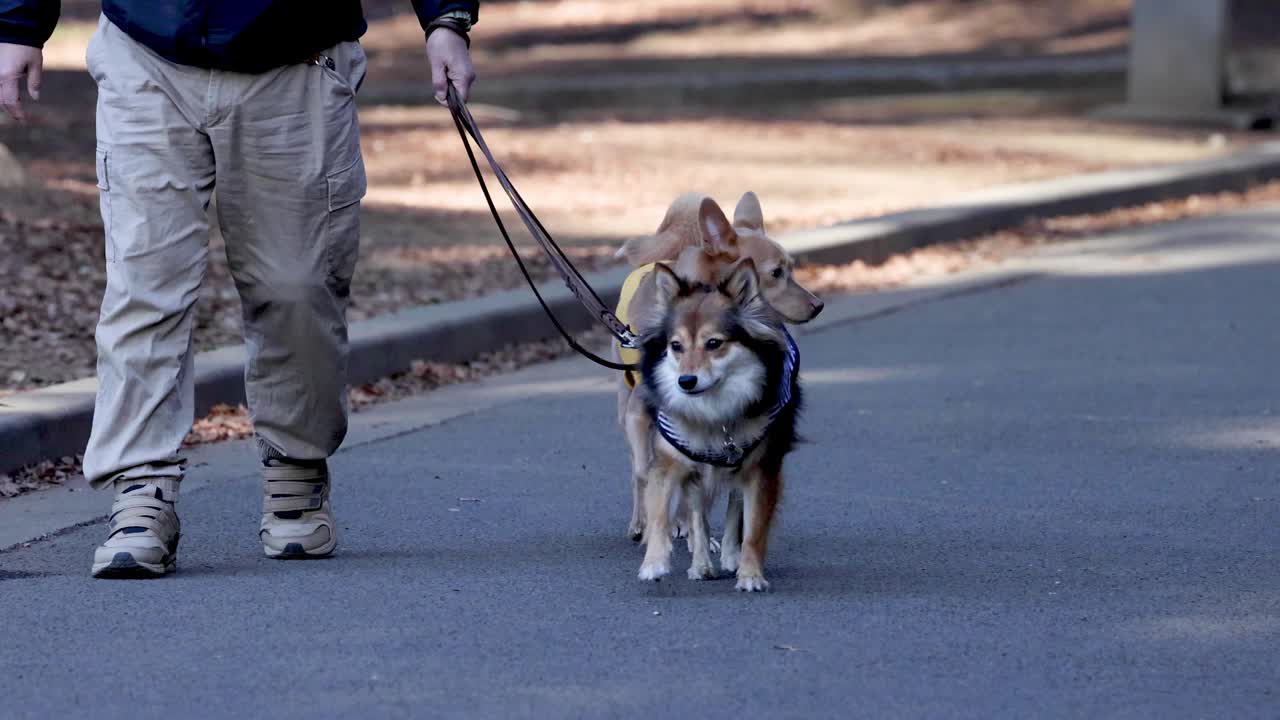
{"left": 91, "top": 478, "right": 181, "bottom": 578}
{"left": 260, "top": 462, "right": 336, "bottom": 558}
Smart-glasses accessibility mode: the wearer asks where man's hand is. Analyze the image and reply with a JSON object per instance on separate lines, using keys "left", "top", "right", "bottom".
{"left": 426, "top": 28, "right": 475, "bottom": 106}
{"left": 0, "top": 43, "right": 43, "bottom": 121}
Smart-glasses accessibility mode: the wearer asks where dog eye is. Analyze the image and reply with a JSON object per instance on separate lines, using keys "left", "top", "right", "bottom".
{"left": 770, "top": 267, "right": 785, "bottom": 279}
{"left": 670, "top": 341, "right": 684, "bottom": 353}
{"left": 705, "top": 338, "right": 723, "bottom": 350}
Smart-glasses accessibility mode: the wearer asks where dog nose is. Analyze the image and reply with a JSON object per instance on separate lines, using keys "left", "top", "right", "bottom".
{"left": 678, "top": 375, "right": 698, "bottom": 391}
{"left": 810, "top": 299, "right": 825, "bottom": 317}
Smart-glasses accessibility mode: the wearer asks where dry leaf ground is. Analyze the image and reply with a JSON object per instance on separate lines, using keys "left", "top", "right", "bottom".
{"left": 0, "top": 106, "right": 1250, "bottom": 394}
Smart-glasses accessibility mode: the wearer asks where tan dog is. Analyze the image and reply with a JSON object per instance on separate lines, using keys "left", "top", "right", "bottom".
{"left": 614, "top": 193, "right": 823, "bottom": 548}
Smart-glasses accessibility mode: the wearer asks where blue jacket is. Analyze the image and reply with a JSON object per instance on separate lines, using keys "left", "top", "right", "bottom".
{"left": 0, "top": 1, "right": 479, "bottom": 72}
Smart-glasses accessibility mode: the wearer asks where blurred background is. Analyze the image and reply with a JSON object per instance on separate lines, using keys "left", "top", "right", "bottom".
{"left": 0, "top": 0, "right": 1273, "bottom": 396}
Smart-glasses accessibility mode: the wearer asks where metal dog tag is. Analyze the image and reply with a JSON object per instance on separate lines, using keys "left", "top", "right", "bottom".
{"left": 722, "top": 439, "right": 743, "bottom": 465}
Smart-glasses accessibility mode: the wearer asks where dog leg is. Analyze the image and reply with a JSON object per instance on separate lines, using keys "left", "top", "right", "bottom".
{"left": 707, "top": 483, "right": 722, "bottom": 554}
{"left": 638, "top": 462, "right": 678, "bottom": 581}
{"left": 623, "top": 402, "right": 652, "bottom": 542}
{"left": 629, "top": 471, "right": 646, "bottom": 543}
{"left": 698, "top": 497, "right": 722, "bottom": 555}
{"left": 685, "top": 475, "right": 716, "bottom": 580}
{"left": 702, "top": 473, "right": 722, "bottom": 554}
{"left": 720, "top": 488, "right": 744, "bottom": 573}
{"left": 672, "top": 490, "right": 690, "bottom": 542}
{"left": 736, "top": 469, "right": 781, "bottom": 592}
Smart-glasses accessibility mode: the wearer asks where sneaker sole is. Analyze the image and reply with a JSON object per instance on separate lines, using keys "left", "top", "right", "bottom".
{"left": 91, "top": 551, "right": 174, "bottom": 579}
{"left": 262, "top": 532, "right": 337, "bottom": 559}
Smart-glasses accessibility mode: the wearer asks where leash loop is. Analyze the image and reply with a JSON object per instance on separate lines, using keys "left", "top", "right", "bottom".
{"left": 446, "top": 85, "right": 641, "bottom": 372}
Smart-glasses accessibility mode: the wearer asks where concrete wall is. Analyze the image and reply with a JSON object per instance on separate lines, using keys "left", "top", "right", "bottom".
{"left": 1127, "top": 0, "right": 1228, "bottom": 111}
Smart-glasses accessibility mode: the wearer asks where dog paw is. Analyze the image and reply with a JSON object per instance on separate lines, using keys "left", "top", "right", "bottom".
{"left": 671, "top": 522, "right": 689, "bottom": 540}
{"left": 688, "top": 563, "right": 718, "bottom": 581}
{"left": 627, "top": 522, "right": 644, "bottom": 543}
{"left": 735, "top": 571, "right": 769, "bottom": 592}
{"left": 638, "top": 561, "right": 670, "bottom": 582}
{"left": 720, "top": 549, "right": 740, "bottom": 573}
{"left": 709, "top": 537, "right": 721, "bottom": 554}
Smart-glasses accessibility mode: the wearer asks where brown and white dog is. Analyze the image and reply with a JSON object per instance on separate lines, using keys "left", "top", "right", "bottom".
{"left": 634, "top": 259, "right": 801, "bottom": 590}
{"left": 613, "top": 192, "right": 822, "bottom": 588}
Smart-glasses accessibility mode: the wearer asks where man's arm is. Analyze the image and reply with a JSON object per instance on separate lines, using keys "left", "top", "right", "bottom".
{"left": 412, "top": 1, "right": 479, "bottom": 105}
{"left": 0, "top": 0, "right": 60, "bottom": 120}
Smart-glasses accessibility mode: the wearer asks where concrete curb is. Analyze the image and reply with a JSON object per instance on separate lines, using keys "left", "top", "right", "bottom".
{"left": 4, "top": 143, "right": 1280, "bottom": 476}
{"left": 783, "top": 141, "right": 1280, "bottom": 266}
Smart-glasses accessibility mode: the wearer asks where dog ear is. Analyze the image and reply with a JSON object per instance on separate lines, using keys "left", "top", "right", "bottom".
{"left": 652, "top": 262, "right": 684, "bottom": 307}
{"left": 722, "top": 259, "right": 775, "bottom": 337}
{"left": 722, "top": 258, "right": 760, "bottom": 306}
{"left": 631, "top": 263, "right": 685, "bottom": 333}
{"left": 699, "top": 197, "right": 738, "bottom": 256}
{"left": 733, "top": 191, "right": 764, "bottom": 231}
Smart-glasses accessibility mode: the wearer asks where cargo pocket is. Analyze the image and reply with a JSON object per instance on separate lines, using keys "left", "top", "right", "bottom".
{"left": 95, "top": 148, "right": 115, "bottom": 263}
{"left": 324, "top": 154, "right": 367, "bottom": 292}
{"left": 316, "top": 42, "right": 367, "bottom": 97}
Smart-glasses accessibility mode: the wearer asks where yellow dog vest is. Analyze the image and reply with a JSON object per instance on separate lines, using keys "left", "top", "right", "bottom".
{"left": 615, "top": 263, "right": 655, "bottom": 389}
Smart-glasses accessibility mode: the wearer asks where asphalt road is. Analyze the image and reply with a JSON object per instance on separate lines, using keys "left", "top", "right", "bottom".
{"left": 2, "top": 210, "right": 1278, "bottom": 719}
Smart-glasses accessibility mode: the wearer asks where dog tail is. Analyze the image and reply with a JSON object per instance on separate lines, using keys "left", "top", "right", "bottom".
{"left": 616, "top": 229, "right": 688, "bottom": 267}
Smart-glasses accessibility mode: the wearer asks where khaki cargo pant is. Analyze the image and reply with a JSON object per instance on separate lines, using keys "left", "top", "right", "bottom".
{"left": 83, "top": 16, "right": 368, "bottom": 489}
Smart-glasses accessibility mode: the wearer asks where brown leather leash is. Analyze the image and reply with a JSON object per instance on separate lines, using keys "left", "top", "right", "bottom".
{"left": 446, "top": 85, "right": 640, "bottom": 372}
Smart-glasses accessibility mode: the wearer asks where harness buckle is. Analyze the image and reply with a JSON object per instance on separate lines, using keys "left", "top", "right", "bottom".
{"left": 618, "top": 332, "right": 641, "bottom": 350}
{"left": 722, "top": 427, "right": 743, "bottom": 465}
